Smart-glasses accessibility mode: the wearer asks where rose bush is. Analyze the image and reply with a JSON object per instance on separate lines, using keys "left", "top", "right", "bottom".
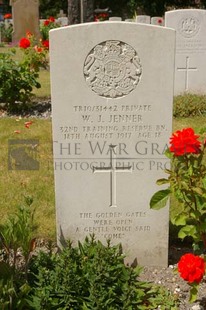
{"left": 94, "top": 12, "right": 109, "bottom": 22}
{"left": 150, "top": 127, "right": 206, "bottom": 251}
{"left": 150, "top": 127, "right": 206, "bottom": 302}
{"left": 40, "top": 16, "right": 60, "bottom": 41}
{"left": 19, "top": 32, "right": 49, "bottom": 72}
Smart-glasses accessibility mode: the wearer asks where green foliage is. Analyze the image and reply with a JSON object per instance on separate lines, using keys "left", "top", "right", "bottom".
{"left": 0, "top": 195, "right": 36, "bottom": 264}
{"left": 0, "top": 22, "right": 13, "bottom": 42}
{"left": 39, "top": 0, "right": 67, "bottom": 18}
{"left": 0, "top": 203, "right": 178, "bottom": 309}
{"left": 150, "top": 189, "right": 170, "bottom": 210}
{"left": 173, "top": 94, "right": 206, "bottom": 118}
{"left": 0, "top": 196, "right": 37, "bottom": 309}
{"left": 20, "top": 34, "right": 49, "bottom": 72}
{"left": 94, "top": 0, "right": 206, "bottom": 18}
{"left": 189, "top": 283, "right": 199, "bottom": 303}
{"left": 0, "top": 49, "right": 41, "bottom": 110}
{"left": 28, "top": 236, "right": 178, "bottom": 309}
{"left": 40, "top": 18, "right": 61, "bottom": 41}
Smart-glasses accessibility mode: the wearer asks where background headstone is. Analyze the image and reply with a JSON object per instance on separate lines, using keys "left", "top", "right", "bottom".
{"left": 136, "top": 15, "right": 151, "bottom": 24}
{"left": 151, "top": 16, "right": 164, "bottom": 26}
{"left": 57, "top": 17, "right": 69, "bottom": 27}
{"left": 50, "top": 22, "right": 175, "bottom": 267}
{"left": 10, "top": 0, "right": 40, "bottom": 43}
{"left": 57, "top": 9, "right": 66, "bottom": 18}
{"left": 125, "top": 19, "right": 134, "bottom": 22}
{"left": 165, "top": 9, "right": 206, "bottom": 95}
{"left": 109, "top": 17, "right": 122, "bottom": 21}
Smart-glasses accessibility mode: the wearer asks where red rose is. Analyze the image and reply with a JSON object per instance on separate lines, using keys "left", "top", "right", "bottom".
{"left": 34, "top": 45, "right": 43, "bottom": 53}
{"left": 169, "top": 128, "right": 201, "bottom": 156}
{"left": 178, "top": 253, "right": 205, "bottom": 284}
{"left": 49, "top": 16, "right": 55, "bottom": 22}
{"left": 4, "top": 13, "right": 12, "bottom": 19}
{"left": 19, "top": 37, "right": 31, "bottom": 49}
{"left": 42, "top": 40, "right": 49, "bottom": 49}
{"left": 44, "top": 20, "right": 50, "bottom": 26}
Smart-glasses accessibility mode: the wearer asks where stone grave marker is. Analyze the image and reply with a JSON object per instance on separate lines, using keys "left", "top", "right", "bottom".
{"left": 109, "top": 17, "right": 122, "bottom": 21}
{"left": 151, "top": 17, "right": 164, "bottom": 26}
{"left": 57, "top": 9, "right": 68, "bottom": 26}
{"left": 136, "top": 15, "right": 151, "bottom": 24}
{"left": 10, "top": 0, "right": 40, "bottom": 43}
{"left": 165, "top": 9, "right": 206, "bottom": 95}
{"left": 57, "top": 9, "right": 66, "bottom": 18}
{"left": 125, "top": 19, "right": 134, "bottom": 22}
{"left": 50, "top": 22, "right": 175, "bottom": 267}
{"left": 57, "top": 17, "right": 69, "bottom": 27}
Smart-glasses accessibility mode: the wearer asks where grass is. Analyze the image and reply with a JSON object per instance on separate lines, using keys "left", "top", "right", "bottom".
{"left": 0, "top": 118, "right": 55, "bottom": 239}
{"left": 33, "top": 69, "right": 50, "bottom": 97}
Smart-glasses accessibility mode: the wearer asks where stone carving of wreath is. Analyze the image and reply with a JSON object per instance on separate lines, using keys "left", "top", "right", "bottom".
{"left": 178, "top": 17, "right": 200, "bottom": 38}
{"left": 83, "top": 40, "right": 142, "bottom": 98}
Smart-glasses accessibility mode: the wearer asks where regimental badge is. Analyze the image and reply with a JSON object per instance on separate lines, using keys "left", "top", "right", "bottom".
{"left": 178, "top": 17, "right": 200, "bottom": 38}
{"left": 83, "top": 40, "right": 142, "bottom": 98}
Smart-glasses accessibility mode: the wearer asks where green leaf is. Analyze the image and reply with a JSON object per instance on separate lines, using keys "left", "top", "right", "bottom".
{"left": 192, "top": 187, "right": 203, "bottom": 195}
{"left": 150, "top": 189, "right": 170, "bottom": 210}
{"left": 189, "top": 284, "right": 198, "bottom": 303}
{"left": 178, "top": 225, "right": 197, "bottom": 239}
{"left": 202, "top": 177, "right": 206, "bottom": 188}
{"left": 156, "top": 178, "right": 170, "bottom": 185}
{"left": 172, "top": 213, "right": 187, "bottom": 226}
{"left": 188, "top": 165, "right": 193, "bottom": 176}
{"left": 0, "top": 262, "right": 12, "bottom": 280}
{"left": 164, "top": 148, "right": 173, "bottom": 159}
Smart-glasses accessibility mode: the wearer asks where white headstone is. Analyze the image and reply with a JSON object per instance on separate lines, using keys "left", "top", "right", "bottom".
{"left": 109, "top": 17, "right": 122, "bottom": 21}
{"left": 165, "top": 9, "right": 206, "bottom": 95}
{"left": 125, "top": 19, "right": 134, "bottom": 22}
{"left": 151, "top": 16, "right": 164, "bottom": 26}
{"left": 57, "top": 17, "right": 68, "bottom": 27}
{"left": 50, "top": 22, "right": 175, "bottom": 267}
{"left": 136, "top": 15, "right": 151, "bottom": 24}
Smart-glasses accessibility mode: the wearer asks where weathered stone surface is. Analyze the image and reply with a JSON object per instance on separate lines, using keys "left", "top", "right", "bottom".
{"left": 165, "top": 9, "right": 206, "bottom": 95}
{"left": 50, "top": 22, "right": 175, "bottom": 267}
{"left": 10, "top": 0, "right": 40, "bottom": 42}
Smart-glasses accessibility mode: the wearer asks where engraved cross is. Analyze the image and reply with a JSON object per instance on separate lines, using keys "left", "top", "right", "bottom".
{"left": 177, "top": 56, "right": 197, "bottom": 91}
{"left": 92, "top": 144, "right": 132, "bottom": 208}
